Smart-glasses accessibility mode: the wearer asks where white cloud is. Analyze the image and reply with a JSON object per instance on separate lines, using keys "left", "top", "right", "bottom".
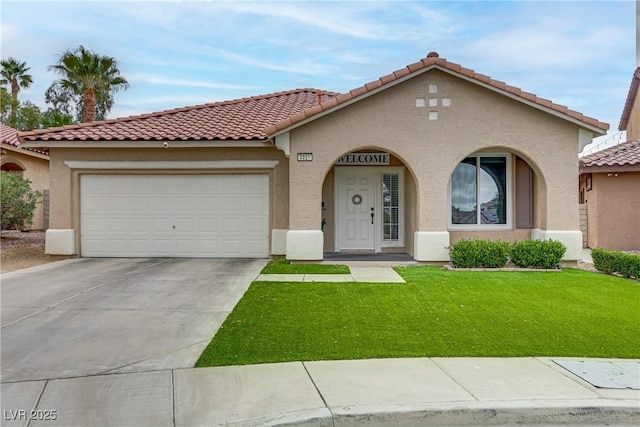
{"left": 126, "top": 74, "right": 257, "bottom": 91}
{"left": 198, "top": 45, "right": 339, "bottom": 76}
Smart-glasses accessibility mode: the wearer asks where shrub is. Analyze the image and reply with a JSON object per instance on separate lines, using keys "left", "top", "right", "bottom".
{"left": 0, "top": 171, "right": 42, "bottom": 230}
{"left": 510, "top": 239, "right": 566, "bottom": 269}
{"left": 449, "top": 238, "right": 510, "bottom": 268}
{"left": 592, "top": 248, "right": 640, "bottom": 280}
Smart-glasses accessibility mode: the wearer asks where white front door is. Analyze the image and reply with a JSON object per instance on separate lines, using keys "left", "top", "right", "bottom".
{"left": 336, "top": 168, "right": 376, "bottom": 251}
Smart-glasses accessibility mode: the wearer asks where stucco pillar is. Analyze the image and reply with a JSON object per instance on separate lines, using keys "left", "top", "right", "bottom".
{"left": 286, "top": 230, "right": 324, "bottom": 260}
{"left": 532, "top": 229, "right": 583, "bottom": 261}
{"left": 414, "top": 231, "right": 450, "bottom": 261}
{"left": 285, "top": 143, "right": 326, "bottom": 260}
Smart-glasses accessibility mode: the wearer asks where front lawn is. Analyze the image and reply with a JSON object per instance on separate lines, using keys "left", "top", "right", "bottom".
{"left": 260, "top": 256, "right": 350, "bottom": 274}
{"left": 196, "top": 267, "right": 640, "bottom": 367}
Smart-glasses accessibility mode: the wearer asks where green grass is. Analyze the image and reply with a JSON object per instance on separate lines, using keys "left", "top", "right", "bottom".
{"left": 196, "top": 267, "right": 640, "bottom": 367}
{"left": 260, "top": 256, "right": 350, "bottom": 274}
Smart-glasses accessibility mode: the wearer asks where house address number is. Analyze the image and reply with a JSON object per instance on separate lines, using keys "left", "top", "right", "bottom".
{"left": 297, "top": 153, "right": 313, "bottom": 161}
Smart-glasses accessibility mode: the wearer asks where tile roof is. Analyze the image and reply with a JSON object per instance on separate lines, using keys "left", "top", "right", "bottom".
{"left": 1, "top": 123, "right": 20, "bottom": 147}
{"left": 579, "top": 139, "right": 640, "bottom": 170}
{"left": 619, "top": 67, "right": 640, "bottom": 131}
{"left": 266, "top": 52, "right": 609, "bottom": 136}
{"left": 19, "top": 89, "right": 337, "bottom": 142}
{"left": 1, "top": 124, "right": 49, "bottom": 155}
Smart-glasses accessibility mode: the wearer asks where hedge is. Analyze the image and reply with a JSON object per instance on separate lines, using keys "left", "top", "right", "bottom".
{"left": 449, "top": 238, "right": 510, "bottom": 268}
{"left": 510, "top": 239, "right": 566, "bottom": 269}
{"left": 449, "top": 238, "right": 566, "bottom": 269}
{"left": 591, "top": 248, "right": 640, "bottom": 280}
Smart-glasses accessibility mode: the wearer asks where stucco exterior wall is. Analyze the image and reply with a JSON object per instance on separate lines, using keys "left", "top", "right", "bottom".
{"left": 626, "top": 91, "right": 640, "bottom": 141}
{"left": 48, "top": 146, "right": 288, "bottom": 253}
{"left": 584, "top": 172, "right": 640, "bottom": 251}
{"left": 0, "top": 149, "right": 49, "bottom": 230}
{"left": 287, "top": 69, "right": 583, "bottom": 238}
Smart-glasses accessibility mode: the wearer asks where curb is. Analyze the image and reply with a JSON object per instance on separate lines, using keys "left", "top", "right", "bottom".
{"left": 244, "top": 401, "right": 640, "bottom": 426}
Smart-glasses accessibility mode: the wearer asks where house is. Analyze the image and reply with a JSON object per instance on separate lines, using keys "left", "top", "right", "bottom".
{"left": 1, "top": 124, "right": 49, "bottom": 230}
{"left": 578, "top": 67, "right": 640, "bottom": 251}
{"left": 19, "top": 52, "right": 608, "bottom": 262}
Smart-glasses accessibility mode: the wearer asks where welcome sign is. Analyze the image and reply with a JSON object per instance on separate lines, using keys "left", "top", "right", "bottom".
{"left": 336, "top": 152, "right": 390, "bottom": 165}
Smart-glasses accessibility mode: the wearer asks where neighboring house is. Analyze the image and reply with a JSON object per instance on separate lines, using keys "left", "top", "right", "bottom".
{"left": 579, "top": 67, "right": 640, "bottom": 251}
{"left": 1, "top": 124, "right": 49, "bottom": 230}
{"left": 20, "top": 52, "right": 608, "bottom": 262}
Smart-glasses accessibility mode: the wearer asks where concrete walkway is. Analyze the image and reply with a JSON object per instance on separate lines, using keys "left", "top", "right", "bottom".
{"left": 257, "top": 266, "right": 406, "bottom": 283}
{"left": 1, "top": 357, "right": 638, "bottom": 426}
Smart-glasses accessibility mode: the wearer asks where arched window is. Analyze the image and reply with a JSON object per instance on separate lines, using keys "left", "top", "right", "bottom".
{"left": 450, "top": 156, "right": 508, "bottom": 226}
{"left": 1, "top": 161, "right": 25, "bottom": 176}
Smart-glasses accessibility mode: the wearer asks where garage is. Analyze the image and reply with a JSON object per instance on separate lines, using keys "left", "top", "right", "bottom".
{"left": 80, "top": 174, "right": 269, "bottom": 258}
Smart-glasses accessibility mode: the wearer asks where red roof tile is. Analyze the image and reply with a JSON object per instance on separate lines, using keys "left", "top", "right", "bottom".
{"left": 265, "top": 53, "right": 609, "bottom": 136}
{"left": 1, "top": 123, "right": 20, "bottom": 147}
{"left": 19, "top": 89, "right": 337, "bottom": 142}
{"left": 1, "top": 124, "right": 49, "bottom": 155}
{"left": 619, "top": 67, "right": 640, "bottom": 131}
{"left": 580, "top": 139, "right": 640, "bottom": 169}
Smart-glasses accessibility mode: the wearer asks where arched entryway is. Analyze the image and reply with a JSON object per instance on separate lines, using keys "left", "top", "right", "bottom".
{"left": 1, "top": 158, "right": 26, "bottom": 175}
{"left": 321, "top": 148, "right": 418, "bottom": 255}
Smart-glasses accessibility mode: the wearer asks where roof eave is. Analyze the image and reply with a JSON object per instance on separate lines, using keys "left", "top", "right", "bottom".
{"left": 618, "top": 67, "right": 640, "bottom": 131}
{"left": 1, "top": 142, "right": 50, "bottom": 159}
{"left": 579, "top": 163, "right": 640, "bottom": 174}
{"left": 19, "top": 139, "right": 272, "bottom": 149}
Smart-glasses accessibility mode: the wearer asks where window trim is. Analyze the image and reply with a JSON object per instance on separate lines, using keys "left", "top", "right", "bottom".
{"left": 448, "top": 153, "right": 513, "bottom": 230}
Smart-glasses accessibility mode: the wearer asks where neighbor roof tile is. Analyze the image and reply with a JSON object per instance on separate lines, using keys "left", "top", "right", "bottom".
{"left": 580, "top": 139, "right": 640, "bottom": 169}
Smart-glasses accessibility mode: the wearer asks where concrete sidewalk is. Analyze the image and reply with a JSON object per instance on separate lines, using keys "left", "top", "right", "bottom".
{"left": 257, "top": 266, "right": 406, "bottom": 283}
{"left": 2, "top": 357, "right": 638, "bottom": 426}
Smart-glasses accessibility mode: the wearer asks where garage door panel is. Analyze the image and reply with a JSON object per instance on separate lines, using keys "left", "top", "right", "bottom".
{"left": 175, "top": 218, "right": 197, "bottom": 231}
{"left": 83, "top": 194, "right": 105, "bottom": 211}
{"left": 83, "top": 218, "right": 105, "bottom": 233}
{"left": 81, "top": 174, "right": 269, "bottom": 258}
{"left": 151, "top": 196, "right": 177, "bottom": 210}
{"left": 198, "top": 196, "right": 220, "bottom": 211}
{"left": 108, "top": 218, "right": 127, "bottom": 232}
{"left": 130, "top": 197, "right": 150, "bottom": 210}
{"left": 245, "top": 218, "right": 268, "bottom": 232}
{"left": 198, "top": 219, "right": 219, "bottom": 232}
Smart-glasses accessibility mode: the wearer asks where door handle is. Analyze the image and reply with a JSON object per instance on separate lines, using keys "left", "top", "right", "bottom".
{"left": 371, "top": 208, "right": 374, "bottom": 224}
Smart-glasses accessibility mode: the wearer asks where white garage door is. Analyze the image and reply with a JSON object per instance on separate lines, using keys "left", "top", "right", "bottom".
{"left": 81, "top": 174, "right": 269, "bottom": 258}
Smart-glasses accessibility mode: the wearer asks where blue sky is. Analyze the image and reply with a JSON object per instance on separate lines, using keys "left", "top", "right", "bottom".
{"left": 1, "top": 1, "right": 636, "bottom": 153}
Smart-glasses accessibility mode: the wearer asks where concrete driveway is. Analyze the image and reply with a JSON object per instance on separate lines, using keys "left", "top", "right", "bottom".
{"left": 0, "top": 258, "right": 266, "bottom": 383}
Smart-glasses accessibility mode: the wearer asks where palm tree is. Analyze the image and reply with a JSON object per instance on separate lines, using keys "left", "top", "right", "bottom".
{"left": 48, "top": 46, "right": 129, "bottom": 123}
{"left": 0, "top": 57, "right": 33, "bottom": 127}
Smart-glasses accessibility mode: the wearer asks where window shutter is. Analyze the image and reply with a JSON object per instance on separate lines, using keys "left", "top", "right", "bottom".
{"left": 515, "top": 157, "right": 534, "bottom": 229}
